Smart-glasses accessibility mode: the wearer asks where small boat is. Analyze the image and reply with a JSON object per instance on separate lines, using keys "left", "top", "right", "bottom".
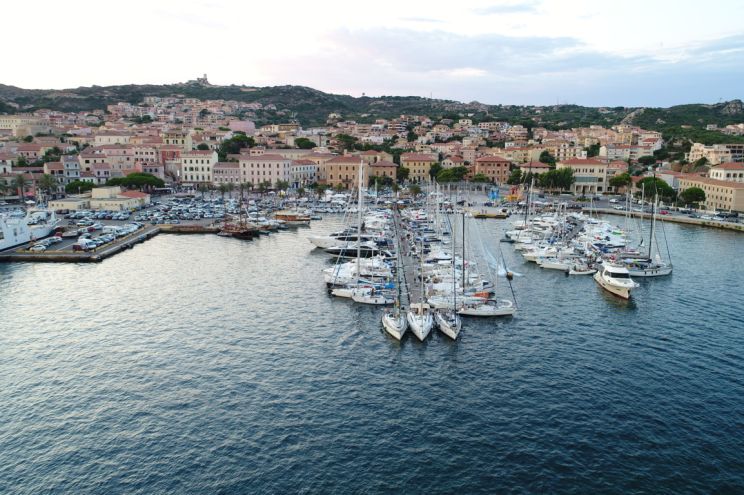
{"left": 458, "top": 299, "right": 515, "bottom": 317}
{"left": 351, "top": 287, "right": 393, "bottom": 305}
{"left": 407, "top": 303, "right": 434, "bottom": 341}
{"left": 568, "top": 264, "right": 597, "bottom": 275}
{"left": 435, "top": 309, "right": 462, "bottom": 340}
{"left": 593, "top": 262, "right": 638, "bottom": 299}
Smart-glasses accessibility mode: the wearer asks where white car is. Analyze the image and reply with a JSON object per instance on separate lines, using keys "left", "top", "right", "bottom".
{"left": 29, "top": 244, "right": 47, "bottom": 252}
{"left": 609, "top": 198, "right": 619, "bottom": 204}
{"left": 47, "top": 236, "right": 63, "bottom": 244}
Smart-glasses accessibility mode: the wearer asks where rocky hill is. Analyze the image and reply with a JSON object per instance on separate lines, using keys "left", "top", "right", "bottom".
{"left": 0, "top": 82, "right": 741, "bottom": 135}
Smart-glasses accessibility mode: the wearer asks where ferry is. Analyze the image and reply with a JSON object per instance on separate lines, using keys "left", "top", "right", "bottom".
{"left": 0, "top": 209, "right": 60, "bottom": 251}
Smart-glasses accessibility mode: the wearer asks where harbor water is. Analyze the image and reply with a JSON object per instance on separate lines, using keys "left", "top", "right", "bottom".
{"left": 1, "top": 217, "right": 743, "bottom": 494}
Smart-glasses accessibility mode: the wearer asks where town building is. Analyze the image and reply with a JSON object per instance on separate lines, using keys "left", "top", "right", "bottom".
{"left": 557, "top": 158, "right": 608, "bottom": 195}
{"left": 180, "top": 150, "right": 218, "bottom": 186}
{"left": 400, "top": 153, "right": 438, "bottom": 182}
{"left": 473, "top": 155, "right": 511, "bottom": 184}
{"left": 708, "top": 162, "right": 744, "bottom": 183}
{"left": 238, "top": 154, "right": 292, "bottom": 187}
{"left": 678, "top": 175, "right": 744, "bottom": 212}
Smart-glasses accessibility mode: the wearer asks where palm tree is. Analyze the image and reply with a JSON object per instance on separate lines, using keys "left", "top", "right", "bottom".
{"left": 38, "top": 174, "right": 59, "bottom": 202}
{"left": 226, "top": 182, "right": 235, "bottom": 199}
{"left": 197, "top": 183, "right": 208, "bottom": 199}
{"left": 13, "top": 174, "right": 28, "bottom": 201}
{"left": 218, "top": 183, "right": 228, "bottom": 200}
{"left": 0, "top": 180, "right": 8, "bottom": 197}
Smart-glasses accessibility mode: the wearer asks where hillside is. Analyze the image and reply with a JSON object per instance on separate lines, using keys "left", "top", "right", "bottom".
{"left": 0, "top": 83, "right": 742, "bottom": 138}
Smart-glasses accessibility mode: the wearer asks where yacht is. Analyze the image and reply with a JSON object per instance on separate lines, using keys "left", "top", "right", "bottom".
{"left": 382, "top": 310, "right": 408, "bottom": 340}
{"left": 593, "top": 262, "right": 638, "bottom": 299}
{"left": 435, "top": 309, "right": 462, "bottom": 340}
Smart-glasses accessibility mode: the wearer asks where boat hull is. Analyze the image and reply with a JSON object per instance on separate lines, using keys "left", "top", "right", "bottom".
{"left": 382, "top": 313, "right": 408, "bottom": 340}
{"left": 593, "top": 271, "right": 631, "bottom": 299}
{"left": 406, "top": 311, "right": 433, "bottom": 341}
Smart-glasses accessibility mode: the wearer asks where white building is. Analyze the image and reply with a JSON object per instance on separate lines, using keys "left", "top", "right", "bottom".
{"left": 239, "top": 154, "right": 292, "bottom": 186}
{"left": 180, "top": 150, "right": 218, "bottom": 185}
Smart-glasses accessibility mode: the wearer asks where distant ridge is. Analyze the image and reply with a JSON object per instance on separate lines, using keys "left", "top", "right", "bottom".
{"left": 0, "top": 82, "right": 741, "bottom": 131}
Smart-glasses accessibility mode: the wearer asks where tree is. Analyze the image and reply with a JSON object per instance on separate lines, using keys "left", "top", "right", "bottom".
{"left": 65, "top": 180, "right": 94, "bottom": 194}
{"left": 636, "top": 177, "right": 675, "bottom": 202}
{"left": 585, "top": 143, "right": 600, "bottom": 157}
{"left": 217, "top": 134, "right": 255, "bottom": 161}
{"left": 316, "top": 184, "right": 329, "bottom": 199}
{"left": 334, "top": 134, "right": 357, "bottom": 152}
{"left": 429, "top": 163, "right": 443, "bottom": 179}
{"left": 408, "top": 184, "right": 422, "bottom": 196}
{"left": 506, "top": 169, "right": 522, "bottom": 185}
{"left": 226, "top": 182, "right": 236, "bottom": 198}
{"left": 295, "top": 137, "right": 316, "bottom": 149}
{"left": 297, "top": 187, "right": 306, "bottom": 198}
{"left": 38, "top": 174, "right": 59, "bottom": 200}
{"left": 397, "top": 166, "right": 410, "bottom": 182}
{"left": 406, "top": 130, "right": 417, "bottom": 142}
{"left": 471, "top": 173, "right": 491, "bottom": 183}
{"left": 692, "top": 157, "right": 709, "bottom": 170}
{"left": 539, "top": 150, "right": 556, "bottom": 167}
{"left": 16, "top": 156, "right": 29, "bottom": 167}
{"left": 22, "top": 135, "right": 33, "bottom": 143}
{"left": 197, "top": 183, "right": 209, "bottom": 198}
{"left": 275, "top": 179, "right": 290, "bottom": 191}
{"left": 196, "top": 143, "right": 210, "bottom": 151}
{"left": 13, "top": 174, "right": 28, "bottom": 199}
{"left": 437, "top": 166, "right": 468, "bottom": 182}
{"left": 218, "top": 183, "right": 228, "bottom": 200}
{"left": 609, "top": 172, "right": 631, "bottom": 189}
{"left": 106, "top": 172, "right": 165, "bottom": 190}
{"left": 679, "top": 187, "right": 705, "bottom": 206}
{"left": 638, "top": 155, "right": 656, "bottom": 166}
{"left": 539, "top": 168, "right": 575, "bottom": 192}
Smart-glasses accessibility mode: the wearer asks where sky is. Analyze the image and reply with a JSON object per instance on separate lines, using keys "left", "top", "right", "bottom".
{"left": 4, "top": 0, "right": 744, "bottom": 107}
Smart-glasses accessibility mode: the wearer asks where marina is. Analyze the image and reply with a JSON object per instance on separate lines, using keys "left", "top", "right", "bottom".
{"left": 1, "top": 210, "right": 743, "bottom": 493}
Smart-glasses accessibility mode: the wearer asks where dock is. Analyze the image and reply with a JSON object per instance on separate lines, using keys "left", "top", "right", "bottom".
{"left": 586, "top": 208, "right": 744, "bottom": 233}
{"left": 393, "top": 209, "right": 421, "bottom": 308}
{"left": 0, "top": 223, "right": 229, "bottom": 263}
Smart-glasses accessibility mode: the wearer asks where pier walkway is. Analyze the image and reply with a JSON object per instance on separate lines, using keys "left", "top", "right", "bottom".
{"left": 392, "top": 209, "right": 422, "bottom": 309}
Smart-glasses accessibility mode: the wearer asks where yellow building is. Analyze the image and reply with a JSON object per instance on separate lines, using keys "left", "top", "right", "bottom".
{"left": 319, "top": 156, "right": 366, "bottom": 189}
{"left": 678, "top": 175, "right": 744, "bottom": 212}
{"left": 400, "top": 153, "right": 438, "bottom": 182}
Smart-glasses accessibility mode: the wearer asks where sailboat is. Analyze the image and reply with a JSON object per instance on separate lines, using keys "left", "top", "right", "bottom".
{"left": 435, "top": 212, "right": 462, "bottom": 339}
{"left": 457, "top": 213, "right": 517, "bottom": 317}
{"left": 619, "top": 192, "right": 672, "bottom": 277}
{"left": 407, "top": 233, "right": 434, "bottom": 340}
{"left": 382, "top": 231, "right": 408, "bottom": 340}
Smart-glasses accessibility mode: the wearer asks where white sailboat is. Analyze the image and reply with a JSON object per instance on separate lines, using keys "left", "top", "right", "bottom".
{"left": 434, "top": 213, "right": 462, "bottom": 339}
{"left": 406, "top": 239, "right": 433, "bottom": 341}
{"left": 382, "top": 238, "right": 408, "bottom": 340}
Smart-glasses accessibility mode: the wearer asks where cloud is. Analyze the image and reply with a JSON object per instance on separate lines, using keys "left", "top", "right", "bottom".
{"left": 255, "top": 26, "right": 744, "bottom": 107}
{"left": 474, "top": 1, "right": 541, "bottom": 15}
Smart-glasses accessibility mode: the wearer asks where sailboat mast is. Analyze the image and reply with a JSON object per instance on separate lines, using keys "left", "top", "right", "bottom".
{"left": 357, "top": 160, "right": 364, "bottom": 276}
{"left": 461, "top": 212, "right": 466, "bottom": 292}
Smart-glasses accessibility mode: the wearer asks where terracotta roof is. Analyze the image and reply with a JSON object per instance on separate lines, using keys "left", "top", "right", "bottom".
{"left": 326, "top": 155, "right": 362, "bottom": 164}
{"left": 559, "top": 158, "right": 607, "bottom": 166}
{"left": 370, "top": 160, "right": 398, "bottom": 168}
{"left": 475, "top": 155, "right": 510, "bottom": 163}
{"left": 401, "top": 153, "right": 437, "bottom": 161}
{"left": 241, "top": 154, "right": 291, "bottom": 161}
{"left": 119, "top": 190, "right": 150, "bottom": 199}
{"left": 679, "top": 175, "right": 744, "bottom": 189}
{"left": 711, "top": 162, "right": 744, "bottom": 170}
